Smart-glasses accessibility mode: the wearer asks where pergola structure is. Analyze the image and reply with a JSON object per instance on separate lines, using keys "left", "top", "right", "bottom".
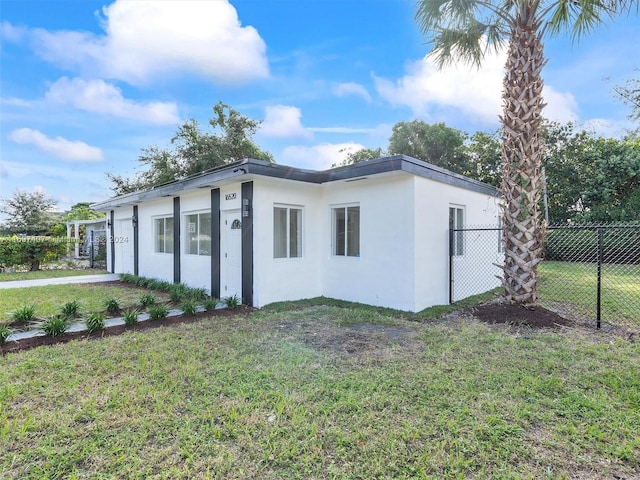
{"left": 66, "top": 219, "right": 107, "bottom": 258}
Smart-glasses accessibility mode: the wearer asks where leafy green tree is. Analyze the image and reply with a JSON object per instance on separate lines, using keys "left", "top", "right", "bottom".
{"left": 540, "top": 122, "right": 594, "bottom": 223}
{"left": 64, "top": 202, "right": 105, "bottom": 222}
{"left": 50, "top": 202, "right": 106, "bottom": 237}
{"left": 415, "top": 0, "right": 639, "bottom": 305}
{"left": 465, "top": 130, "right": 502, "bottom": 187}
{"left": 541, "top": 122, "right": 640, "bottom": 224}
{"left": 332, "top": 147, "right": 387, "bottom": 167}
{"left": 614, "top": 69, "right": 640, "bottom": 122}
{"left": 0, "top": 190, "right": 59, "bottom": 236}
{"left": 579, "top": 136, "right": 640, "bottom": 223}
{"left": 388, "top": 121, "right": 472, "bottom": 175}
{"left": 107, "top": 102, "right": 274, "bottom": 195}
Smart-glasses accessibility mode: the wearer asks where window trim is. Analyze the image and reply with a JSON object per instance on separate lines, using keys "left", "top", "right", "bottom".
{"left": 449, "top": 205, "right": 465, "bottom": 257}
{"left": 331, "top": 203, "right": 360, "bottom": 258}
{"left": 153, "top": 215, "right": 174, "bottom": 254}
{"left": 273, "top": 204, "right": 303, "bottom": 259}
{"left": 184, "top": 210, "right": 212, "bottom": 256}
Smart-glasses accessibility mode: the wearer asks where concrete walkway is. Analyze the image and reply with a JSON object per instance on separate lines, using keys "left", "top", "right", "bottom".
{"left": 0, "top": 273, "right": 121, "bottom": 289}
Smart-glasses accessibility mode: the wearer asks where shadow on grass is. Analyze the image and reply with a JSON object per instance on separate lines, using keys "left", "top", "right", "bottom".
{"left": 261, "top": 289, "right": 501, "bottom": 321}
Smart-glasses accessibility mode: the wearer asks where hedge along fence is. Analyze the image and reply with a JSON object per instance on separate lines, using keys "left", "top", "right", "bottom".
{"left": 0, "top": 236, "right": 78, "bottom": 271}
{"left": 544, "top": 224, "right": 640, "bottom": 264}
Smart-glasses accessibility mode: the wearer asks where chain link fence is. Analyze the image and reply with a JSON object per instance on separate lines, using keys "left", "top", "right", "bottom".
{"left": 85, "top": 230, "right": 107, "bottom": 269}
{"left": 450, "top": 224, "right": 640, "bottom": 329}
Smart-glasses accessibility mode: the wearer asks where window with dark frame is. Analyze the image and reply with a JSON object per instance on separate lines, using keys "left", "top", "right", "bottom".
{"left": 333, "top": 205, "right": 360, "bottom": 257}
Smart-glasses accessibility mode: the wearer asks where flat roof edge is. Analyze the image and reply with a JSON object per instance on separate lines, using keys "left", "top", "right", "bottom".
{"left": 92, "top": 155, "right": 499, "bottom": 210}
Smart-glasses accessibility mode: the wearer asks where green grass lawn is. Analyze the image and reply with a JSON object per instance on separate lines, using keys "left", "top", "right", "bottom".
{"left": 0, "top": 284, "right": 170, "bottom": 323}
{"left": 539, "top": 261, "right": 640, "bottom": 326}
{"left": 1, "top": 302, "right": 638, "bottom": 479}
{"left": 0, "top": 269, "right": 107, "bottom": 282}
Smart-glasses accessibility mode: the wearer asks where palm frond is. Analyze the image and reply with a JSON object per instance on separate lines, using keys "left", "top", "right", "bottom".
{"left": 544, "top": 0, "right": 638, "bottom": 39}
{"left": 416, "top": 0, "right": 510, "bottom": 68}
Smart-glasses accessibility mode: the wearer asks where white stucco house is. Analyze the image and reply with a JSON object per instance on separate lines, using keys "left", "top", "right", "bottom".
{"left": 92, "top": 155, "right": 501, "bottom": 312}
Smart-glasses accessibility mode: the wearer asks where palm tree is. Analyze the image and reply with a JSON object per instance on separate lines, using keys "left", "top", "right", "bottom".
{"left": 415, "top": 0, "right": 638, "bottom": 305}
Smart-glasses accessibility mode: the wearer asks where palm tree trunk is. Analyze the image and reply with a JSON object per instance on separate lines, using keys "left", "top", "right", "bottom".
{"left": 500, "top": 6, "right": 546, "bottom": 305}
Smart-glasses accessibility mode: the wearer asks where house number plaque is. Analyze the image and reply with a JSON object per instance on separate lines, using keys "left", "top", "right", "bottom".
{"left": 225, "top": 193, "right": 237, "bottom": 200}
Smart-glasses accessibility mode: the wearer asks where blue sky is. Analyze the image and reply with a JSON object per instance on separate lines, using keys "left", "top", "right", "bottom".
{"left": 1, "top": 0, "right": 638, "bottom": 213}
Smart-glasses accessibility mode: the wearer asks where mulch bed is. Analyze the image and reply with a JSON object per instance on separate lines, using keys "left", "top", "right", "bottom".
{"left": 1, "top": 306, "right": 253, "bottom": 355}
{"left": 468, "top": 302, "right": 574, "bottom": 329}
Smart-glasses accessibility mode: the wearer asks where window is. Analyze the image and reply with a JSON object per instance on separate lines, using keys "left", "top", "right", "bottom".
{"left": 333, "top": 205, "right": 360, "bottom": 257}
{"left": 186, "top": 212, "right": 212, "bottom": 256}
{"left": 274, "top": 206, "right": 302, "bottom": 258}
{"left": 449, "top": 206, "right": 464, "bottom": 256}
{"left": 154, "top": 216, "right": 174, "bottom": 253}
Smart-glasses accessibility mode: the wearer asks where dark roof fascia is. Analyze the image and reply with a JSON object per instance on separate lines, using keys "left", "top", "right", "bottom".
{"left": 397, "top": 156, "right": 499, "bottom": 197}
{"left": 320, "top": 155, "right": 499, "bottom": 197}
{"left": 92, "top": 159, "right": 253, "bottom": 210}
{"left": 92, "top": 155, "right": 499, "bottom": 211}
{"left": 243, "top": 159, "right": 324, "bottom": 184}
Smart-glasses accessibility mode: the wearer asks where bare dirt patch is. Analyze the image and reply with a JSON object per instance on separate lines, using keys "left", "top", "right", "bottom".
{"left": 468, "top": 302, "right": 574, "bottom": 329}
{"left": 272, "top": 307, "right": 422, "bottom": 356}
{"left": 304, "top": 323, "right": 416, "bottom": 354}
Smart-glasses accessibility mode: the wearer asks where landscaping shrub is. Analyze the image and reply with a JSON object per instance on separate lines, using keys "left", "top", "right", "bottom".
{"left": 145, "top": 279, "right": 163, "bottom": 290}
{"left": 12, "top": 305, "right": 37, "bottom": 323}
{"left": 119, "top": 273, "right": 135, "bottom": 284}
{"left": 104, "top": 297, "right": 120, "bottom": 314}
{"left": 60, "top": 300, "right": 81, "bottom": 319}
{"left": 147, "top": 304, "right": 169, "bottom": 321}
{"left": 134, "top": 276, "right": 150, "bottom": 288}
{"left": 224, "top": 295, "right": 240, "bottom": 310}
{"left": 85, "top": 312, "right": 106, "bottom": 333}
{"left": 122, "top": 309, "right": 138, "bottom": 326}
{"left": 181, "top": 300, "right": 197, "bottom": 316}
{"left": 155, "top": 280, "right": 173, "bottom": 292}
{"left": 169, "top": 284, "right": 188, "bottom": 303}
{"left": 187, "top": 287, "right": 207, "bottom": 301}
{"left": 0, "top": 325, "right": 11, "bottom": 345}
{"left": 42, "top": 315, "right": 69, "bottom": 337}
{"left": 0, "top": 236, "right": 72, "bottom": 271}
{"left": 203, "top": 298, "right": 218, "bottom": 311}
{"left": 139, "top": 293, "right": 156, "bottom": 308}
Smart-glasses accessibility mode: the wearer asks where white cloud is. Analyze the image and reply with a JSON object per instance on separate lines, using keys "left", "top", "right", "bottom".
{"left": 5, "top": 0, "right": 268, "bottom": 85}
{"left": 579, "top": 118, "right": 633, "bottom": 138}
{"left": 0, "top": 21, "right": 25, "bottom": 42}
{"left": 8, "top": 128, "right": 104, "bottom": 162}
{"left": 333, "top": 82, "right": 372, "bottom": 103}
{"left": 374, "top": 48, "right": 579, "bottom": 126}
{"left": 308, "top": 127, "right": 373, "bottom": 134}
{"left": 281, "top": 143, "right": 366, "bottom": 170}
{"left": 45, "top": 77, "right": 179, "bottom": 125}
{"left": 261, "top": 105, "right": 313, "bottom": 139}
{"left": 543, "top": 87, "right": 578, "bottom": 124}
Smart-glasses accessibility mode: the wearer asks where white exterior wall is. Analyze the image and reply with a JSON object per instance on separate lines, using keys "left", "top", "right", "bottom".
{"left": 321, "top": 173, "right": 416, "bottom": 311}
{"left": 104, "top": 168, "right": 500, "bottom": 312}
{"left": 252, "top": 179, "right": 324, "bottom": 307}
{"left": 413, "top": 176, "right": 501, "bottom": 310}
{"left": 137, "top": 198, "right": 175, "bottom": 283}
{"left": 179, "top": 191, "right": 213, "bottom": 293}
